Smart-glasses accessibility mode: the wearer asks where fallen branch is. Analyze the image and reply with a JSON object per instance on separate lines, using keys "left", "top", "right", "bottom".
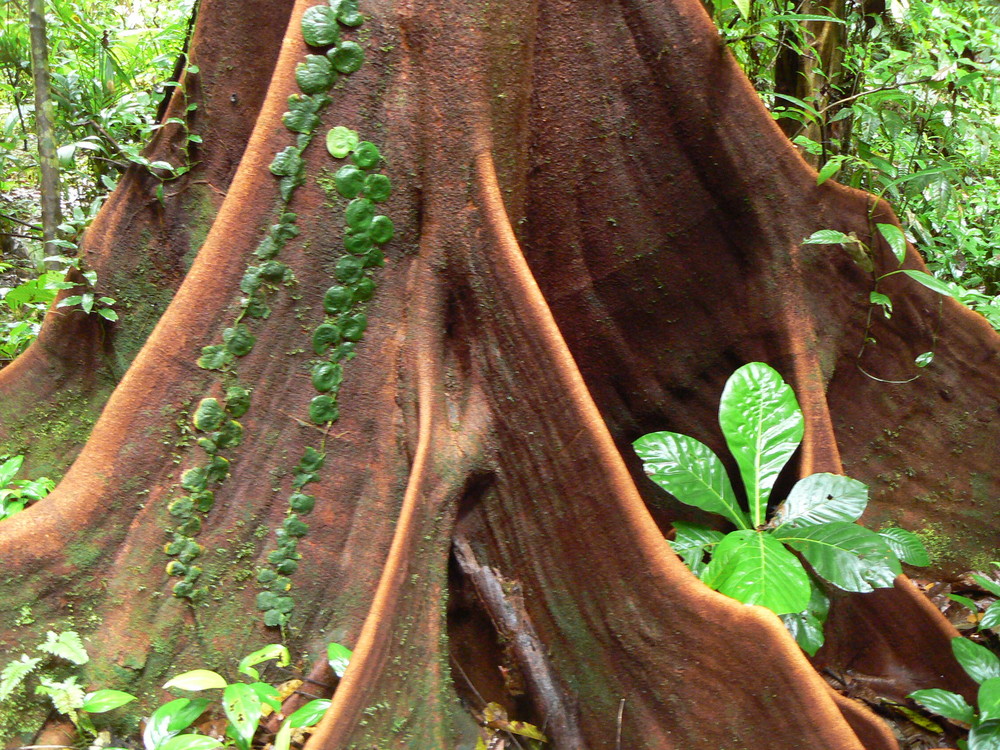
{"left": 452, "top": 536, "right": 587, "bottom": 749}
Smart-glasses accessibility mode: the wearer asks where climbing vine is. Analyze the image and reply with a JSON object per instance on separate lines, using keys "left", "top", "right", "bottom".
{"left": 161, "top": 0, "right": 392, "bottom": 630}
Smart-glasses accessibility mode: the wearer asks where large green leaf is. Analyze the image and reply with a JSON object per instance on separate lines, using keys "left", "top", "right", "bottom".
{"left": 719, "top": 363, "right": 804, "bottom": 527}
{"left": 0, "top": 455, "right": 23, "bottom": 487}
{"left": 953, "top": 637, "right": 1000, "bottom": 684}
{"left": 778, "top": 581, "right": 830, "bottom": 655}
{"left": 222, "top": 683, "right": 262, "bottom": 750}
{"left": 773, "top": 522, "right": 900, "bottom": 592}
{"left": 770, "top": 473, "right": 868, "bottom": 529}
{"left": 878, "top": 527, "right": 930, "bottom": 566}
{"left": 633, "top": 432, "right": 749, "bottom": 528}
{"left": 982, "top": 602, "right": 1000, "bottom": 632}
{"left": 908, "top": 688, "right": 975, "bottom": 724}
{"left": 969, "top": 720, "right": 1000, "bottom": 750}
{"left": 669, "top": 522, "right": 725, "bottom": 577}
{"left": 702, "top": 530, "right": 811, "bottom": 615}
{"left": 980, "top": 677, "right": 1000, "bottom": 723}
{"left": 143, "top": 698, "right": 211, "bottom": 750}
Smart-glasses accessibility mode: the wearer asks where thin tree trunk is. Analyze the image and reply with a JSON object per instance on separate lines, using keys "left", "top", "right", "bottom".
{"left": 774, "top": 0, "right": 848, "bottom": 164}
{"left": 27, "top": 0, "right": 60, "bottom": 269}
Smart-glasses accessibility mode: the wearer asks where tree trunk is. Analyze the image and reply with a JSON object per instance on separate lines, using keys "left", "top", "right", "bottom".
{"left": 774, "top": 0, "right": 848, "bottom": 164}
{"left": 0, "top": 0, "right": 996, "bottom": 748}
{"left": 27, "top": 0, "right": 61, "bottom": 268}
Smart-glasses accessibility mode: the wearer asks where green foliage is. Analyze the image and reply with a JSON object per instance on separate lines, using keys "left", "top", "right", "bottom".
{"left": 708, "top": 0, "right": 1000, "bottom": 329}
{"left": 948, "top": 562, "right": 1000, "bottom": 634}
{"left": 148, "top": 643, "right": 349, "bottom": 750}
{"left": 0, "top": 453, "right": 55, "bottom": 519}
{"left": 910, "top": 636, "right": 1000, "bottom": 750}
{"left": 0, "top": 630, "right": 134, "bottom": 737}
{"left": 802, "top": 225, "right": 964, "bottom": 372}
{"left": 634, "top": 362, "right": 927, "bottom": 654}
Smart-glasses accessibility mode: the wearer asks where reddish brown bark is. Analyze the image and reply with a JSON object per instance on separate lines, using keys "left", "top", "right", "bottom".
{"left": 0, "top": 0, "right": 995, "bottom": 748}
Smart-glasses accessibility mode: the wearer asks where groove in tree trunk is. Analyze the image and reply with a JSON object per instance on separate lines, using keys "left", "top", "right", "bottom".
{"left": 0, "top": 0, "right": 996, "bottom": 747}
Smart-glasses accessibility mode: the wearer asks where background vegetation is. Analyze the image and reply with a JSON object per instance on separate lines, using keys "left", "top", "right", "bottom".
{"left": 0, "top": 0, "right": 193, "bottom": 364}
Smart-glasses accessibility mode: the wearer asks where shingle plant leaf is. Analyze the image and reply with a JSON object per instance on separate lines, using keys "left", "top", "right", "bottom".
{"left": 351, "top": 141, "right": 380, "bottom": 169}
{"left": 328, "top": 40, "right": 364, "bottom": 73}
{"left": 334, "top": 164, "right": 365, "bottom": 197}
{"left": 295, "top": 55, "right": 334, "bottom": 95}
{"left": 326, "top": 126, "right": 359, "bottom": 159}
{"left": 634, "top": 362, "right": 927, "bottom": 655}
{"left": 363, "top": 173, "right": 391, "bottom": 202}
{"left": 300, "top": 5, "right": 340, "bottom": 47}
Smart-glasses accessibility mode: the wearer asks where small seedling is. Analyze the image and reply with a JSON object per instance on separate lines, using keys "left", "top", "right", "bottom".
{"left": 910, "top": 636, "right": 1000, "bottom": 750}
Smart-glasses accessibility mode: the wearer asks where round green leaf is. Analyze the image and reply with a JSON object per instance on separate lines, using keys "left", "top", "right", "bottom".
{"left": 771, "top": 473, "right": 868, "bottom": 529}
{"left": 326, "top": 126, "right": 359, "bottom": 158}
{"left": 773, "top": 522, "right": 901, "bottom": 593}
{"left": 290, "top": 493, "right": 316, "bottom": 514}
{"left": 334, "top": 164, "right": 365, "bottom": 198}
{"left": 345, "top": 197, "right": 375, "bottom": 230}
{"left": 225, "top": 386, "right": 251, "bottom": 418}
{"left": 323, "top": 284, "right": 354, "bottom": 313}
{"left": 369, "top": 215, "right": 394, "bottom": 245}
{"left": 702, "top": 530, "right": 811, "bottom": 615}
{"left": 310, "top": 395, "right": 339, "bottom": 423}
{"left": 344, "top": 229, "right": 373, "bottom": 255}
{"left": 301, "top": 5, "right": 340, "bottom": 46}
{"left": 719, "top": 362, "right": 804, "bottom": 527}
{"left": 312, "top": 361, "right": 344, "bottom": 392}
{"left": 329, "top": 40, "right": 364, "bottom": 73}
{"left": 351, "top": 141, "right": 380, "bottom": 169}
{"left": 363, "top": 173, "right": 391, "bottom": 202}
{"left": 335, "top": 255, "right": 366, "bottom": 284}
{"left": 633, "top": 431, "right": 749, "bottom": 529}
{"left": 192, "top": 398, "right": 225, "bottom": 432}
{"left": 341, "top": 313, "right": 367, "bottom": 342}
{"left": 296, "top": 55, "right": 334, "bottom": 95}
{"left": 223, "top": 323, "right": 255, "bottom": 357}
{"left": 353, "top": 276, "right": 376, "bottom": 301}
{"left": 313, "top": 323, "right": 342, "bottom": 355}
{"left": 197, "top": 344, "right": 232, "bottom": 371}
{"left": 336, "top": 0, "right": 363, "bottom": 27}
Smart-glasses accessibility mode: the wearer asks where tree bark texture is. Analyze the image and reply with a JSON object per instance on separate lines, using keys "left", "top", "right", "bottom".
{"left": 0, "top": 0, "right": 996, "bottom": 748}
